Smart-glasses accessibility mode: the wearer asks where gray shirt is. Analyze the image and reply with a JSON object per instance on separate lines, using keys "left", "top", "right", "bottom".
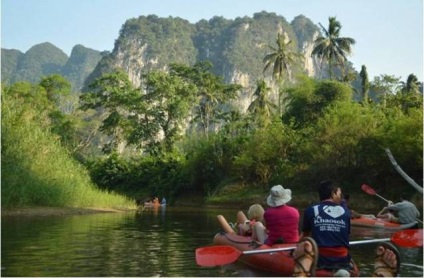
{"left": 388, "top": 200, "right": 420, "bottom": 224}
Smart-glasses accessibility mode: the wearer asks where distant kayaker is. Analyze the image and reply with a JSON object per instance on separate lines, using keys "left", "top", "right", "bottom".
{"left": 385, "top": 193, "right": 420, "bottom": 226}
{"left": 252, "top": 185, "right": 300, "bottom": 245}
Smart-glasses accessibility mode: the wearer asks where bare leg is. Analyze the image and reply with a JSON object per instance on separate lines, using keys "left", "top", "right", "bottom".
{"left": 236, "top": 211, "right": 248, "bottom": 226}
{"left": 252, "top": 221, "right": 267, "bottom": 243}
{"left": 216, "top": 215, "right": 235, "bottom": 234}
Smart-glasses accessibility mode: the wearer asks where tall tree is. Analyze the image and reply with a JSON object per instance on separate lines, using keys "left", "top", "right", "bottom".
{"left": 370, "top": 74, "right": 401, "bottom": 107}
{"left": 80, "top": 70, "right": 136, "bottom": 154}
{"left": 39, "top": 74, "right": 71, "bottom": 102}
{"left": 390, "top": 74, "right": 423, "bottom": 112}
{"left": 170, "top": 61, "right": 241, "bottom": 138}
{"left": 283, "top": 77, "right": 352, "bottom": 128}
{"left": 312, "top": 17, "right": 356, "bottom": 80}
{"left": 263, "top": 32, "right": 303, "bottom": 82}
{"left": 359, "top": 65, "right": 370, "bottom": 104}
{"left": 248, "top": 79, "right": 277, "bottom": 127}
{"left": 137, "top": 70, "right": 198, "bottom": 154}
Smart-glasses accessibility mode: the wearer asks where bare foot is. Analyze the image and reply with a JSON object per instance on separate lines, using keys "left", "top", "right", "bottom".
{"left": 373, "top": 243, "right": 400, "bottom": 277}
{"left": 292, "top": 237, "right": 317, "bottom": 277}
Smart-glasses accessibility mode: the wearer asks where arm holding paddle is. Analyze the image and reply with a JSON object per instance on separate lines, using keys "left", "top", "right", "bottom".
{"left": 376, "top": 205, "right": 398, "bottom": 222}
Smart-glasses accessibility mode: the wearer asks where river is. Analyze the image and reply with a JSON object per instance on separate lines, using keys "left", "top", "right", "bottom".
{"left": 1, "top": 206, "right": 422, "bottom": 277}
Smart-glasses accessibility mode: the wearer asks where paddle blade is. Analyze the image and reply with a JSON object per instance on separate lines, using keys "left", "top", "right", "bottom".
{"left": 361, "top": 184, "right": 376, "bottom": 195}
{"left": 391, "top": 229, "right": 423, "bottom": 248}
{"left": 196, "top": 245, "right": 241, "bottom": 266}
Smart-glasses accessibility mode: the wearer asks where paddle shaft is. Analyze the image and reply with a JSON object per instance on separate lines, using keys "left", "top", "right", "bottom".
{"left": 374, "top": 193, "right": 390, "bottom": 203}
{"left": 240, "top": 238, "right": 390, "bottom": 255}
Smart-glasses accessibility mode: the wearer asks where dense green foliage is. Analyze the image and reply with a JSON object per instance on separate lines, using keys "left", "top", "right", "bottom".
{"left": 80, "top": 67, "right": 422, "bottom": 204}
{"left": 2, "top": 63, "right": 422, "bottom": 208}
{"left": 1, "top": 13, "right": 422, "bottom": 209}
{"left": 1, "top": 82, "right": 134, "bottom": 209}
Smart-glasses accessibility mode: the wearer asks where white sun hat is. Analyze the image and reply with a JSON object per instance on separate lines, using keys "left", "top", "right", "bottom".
{"left": 266, "top": 185, "right": 292, "bottom": 207}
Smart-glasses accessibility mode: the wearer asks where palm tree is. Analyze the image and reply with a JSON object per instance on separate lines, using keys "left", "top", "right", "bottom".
{"left": 248, "top": 79, "right": 277, "bottom": 126}
{"left": 312, "top": 17, "right": 356, "bottom": 80}
{"left": 263, "top": 32, "right": 303, "bottom": 82}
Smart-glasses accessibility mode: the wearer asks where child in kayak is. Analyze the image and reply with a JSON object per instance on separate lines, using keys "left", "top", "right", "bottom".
{"left": 236, "top": 203, "right": 265, "bottom": 236}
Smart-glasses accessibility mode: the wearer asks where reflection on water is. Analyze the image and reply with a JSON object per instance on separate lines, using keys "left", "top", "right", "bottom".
{"left": 1, "top": 208, "right": 422, "bottom": 277}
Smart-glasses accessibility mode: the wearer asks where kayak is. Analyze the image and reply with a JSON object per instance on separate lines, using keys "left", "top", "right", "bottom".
{"left": 143, "top": 202, "right": 165, "bottom": 208}
{"left": 213, "top": 232, "right": 296, "bottom": 275}
{"left": 214, "top": 215, "right": 359, "bottom": 276}
{"left": 351, "top": 216, "right": 417, "bottom": 230}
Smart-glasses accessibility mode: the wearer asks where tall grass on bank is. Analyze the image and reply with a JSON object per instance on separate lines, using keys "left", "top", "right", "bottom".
{"left": 1, "top": 92, "right": 135, "bottom": 210}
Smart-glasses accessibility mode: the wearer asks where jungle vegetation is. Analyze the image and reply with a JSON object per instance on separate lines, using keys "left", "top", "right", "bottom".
{"left": 1, "top": 17, "right": 422, "bottom": 209}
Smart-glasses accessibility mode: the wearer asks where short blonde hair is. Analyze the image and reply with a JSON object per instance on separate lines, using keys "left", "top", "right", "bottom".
{"left": 247, "top": 204, "right": 265, "bottom": 222}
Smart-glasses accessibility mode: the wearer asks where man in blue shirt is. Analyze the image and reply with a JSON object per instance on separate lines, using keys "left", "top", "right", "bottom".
{"left": 301, "top": 180, "right": 353, "bottom": 274}
{"left": 293, "top": 180, "right": 401, "bottom": 276}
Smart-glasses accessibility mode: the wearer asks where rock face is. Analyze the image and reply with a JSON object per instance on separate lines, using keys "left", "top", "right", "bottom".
{"left": 84, "top": 12, "right": 322, "bottom": 111}
{"left": 301, "top": 32, "right": 320, "bottom": 77}
{"left": 61, "top": 44, "right": 103, "bottom": 91}
{"left": 2, "top": 12, "right": 323, "bottom": 102}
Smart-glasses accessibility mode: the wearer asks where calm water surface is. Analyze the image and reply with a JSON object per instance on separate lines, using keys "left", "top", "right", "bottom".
{"left": 1, "top": 207, "right": 422, "bottom": 277}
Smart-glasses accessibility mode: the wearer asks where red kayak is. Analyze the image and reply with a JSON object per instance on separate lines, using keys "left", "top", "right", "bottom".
{"left": 214, "top": 215, "right": 359, "bottom": 276}
{"left": 213, "top": 232, "right": 296, "bottom": 275}
{"left": 351, "top": 216, "right": 417, "bottom": 230}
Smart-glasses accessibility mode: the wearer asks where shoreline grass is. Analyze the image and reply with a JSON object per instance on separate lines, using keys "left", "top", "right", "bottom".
{"left": 2, "top": 93, "right": 135, "bottom": 210}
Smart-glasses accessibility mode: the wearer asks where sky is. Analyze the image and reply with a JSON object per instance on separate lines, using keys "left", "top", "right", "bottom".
{"left": 1, "top": 0, "right": 423, "bottom": 81}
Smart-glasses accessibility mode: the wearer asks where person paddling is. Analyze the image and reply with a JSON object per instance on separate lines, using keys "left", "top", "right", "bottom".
{"left": 386, "top": 193, "right": 420, "bottom": 227}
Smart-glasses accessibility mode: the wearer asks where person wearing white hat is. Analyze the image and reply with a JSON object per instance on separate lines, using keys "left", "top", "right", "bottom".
{"left": 252, "top": 185, "right": 300, "bottom": 245}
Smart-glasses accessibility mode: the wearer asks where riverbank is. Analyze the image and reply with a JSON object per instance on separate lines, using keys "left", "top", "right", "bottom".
{"left": 3, "top": 183, "right": 421, "bottom": 217}
{"left": 1, "top": 207, "right": 134, "bottom": 217}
